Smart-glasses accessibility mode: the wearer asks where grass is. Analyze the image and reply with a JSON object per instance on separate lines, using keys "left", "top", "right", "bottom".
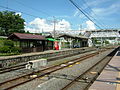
{"left": 0, "top": 53, "right": 21, "bottom": 56}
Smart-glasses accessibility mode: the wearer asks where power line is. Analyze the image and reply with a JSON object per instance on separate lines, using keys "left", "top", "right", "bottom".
{"left": 0, "top": 5, "right": 43, "bottom": 19}
{"left": 0, "top": 5, "right": 57, "bottom": 23}
{"left": 82, "top": 0, "right": 106, "bottom": 28}
{"left": 0, "top": 5, "right": 60, "bottom": 35}
{"left": 14, "top": 0, "right": 63, "bottom": 22}
{"left": 14, "top": 0, "right": 52, "bottom": 17}
{"left": 69, "top": 0, "right": 102, "bottom": 29}
{"left": 0, "top": 5, "right": 60, "bottom": 24}
{"left": 79, "top": 4, "right": 104, "bottom": 28}
{"left": 0, "top": 6, "right": 58, "bottom": 22}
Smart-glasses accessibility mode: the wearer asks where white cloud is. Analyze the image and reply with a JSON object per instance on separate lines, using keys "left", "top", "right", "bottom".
{"left": 73, "top": 0, "right": 111, "bottom": 18}
{"left": 92, "top": 3, "right": 120, "bottom": 17}
{"left": 15, "top": 12, "right": 22, "bottom": 16}
{"left": 56, "top": 19, "right": 71, "bottom": 30}
{"left": 85, "top": 1, "right": 120, "bottom": 18}
{"left": 85, "top": 0, "right": 110, "bottom": 7}
{"left": 86, "top": 20, "right": 96, "bottom": 30}
{"left": 24, "top": 22, "right": 27, "bottom": 25}
{"left": 25, "top": 18, "right": 71, "bottom": 33}
{"left": 74, "top": 0, "right": 120, "bottom": 20}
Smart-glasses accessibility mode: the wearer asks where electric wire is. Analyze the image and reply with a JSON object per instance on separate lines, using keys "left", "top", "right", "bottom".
{"left": 0, "top": 5, "right": 42, "bottom": 19}
{"left": 0, "top": 5, "right": 56, "bottom": 24}
{"left": 69, "top": 0, "right": 102, "bottom": 29}
{"left": 82, "top": 0, "right": 106, "bottom": 28}
{"left": 14, "top": 0, "right": 52, "bottom": 17}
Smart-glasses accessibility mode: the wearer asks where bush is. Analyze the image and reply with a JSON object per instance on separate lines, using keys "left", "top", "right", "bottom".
{"left": 0, "top": 46, "right": 10, "bottom": 53}
{"left": 4, "top": 40, "right": 14, "bottom": 47}
{"left": 0, "top": 46, "right": 22, "bottom": 54}
{"left": 0, "top": 40, "right": 4, "bottom": 47}
{"left": 0, "top": 40, "right": 22, "bottom": 55}
{"left": 11, "top": 47, "right": 22, "bottom": 53}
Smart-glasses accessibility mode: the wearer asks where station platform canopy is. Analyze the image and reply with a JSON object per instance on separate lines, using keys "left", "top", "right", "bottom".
{"left": 46, "top": 38, "right": 59, "bottom": 41}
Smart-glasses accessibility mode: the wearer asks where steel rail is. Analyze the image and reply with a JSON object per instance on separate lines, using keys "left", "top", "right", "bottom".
{"left": 0, "top": 48, "right": 95, "bottom": 74}
{"left": 0, "top": 64, "right": 26, "bottom": 74}
{"left": 0, "top": 49, "right": 107, "bottom": 90}
{"left": 84, "top": 48, "right": 118, "bottom": 90}
{"left": 61, "top": 48, "right": 117, "bottom": 90}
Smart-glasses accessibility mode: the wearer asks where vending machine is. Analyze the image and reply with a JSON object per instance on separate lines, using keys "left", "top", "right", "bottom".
{"left": 54, "top": 41, "right": 59, "bottom": 50}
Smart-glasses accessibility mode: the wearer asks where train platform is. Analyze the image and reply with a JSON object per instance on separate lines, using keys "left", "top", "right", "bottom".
{"left": 89, "top": 51, "right": 120, "bottom": 90}
{"left": 0, "top": 48, "right": 71, "bottom": 60}
{"left": 0, "top": 47, "right": 90, "bottom": 60}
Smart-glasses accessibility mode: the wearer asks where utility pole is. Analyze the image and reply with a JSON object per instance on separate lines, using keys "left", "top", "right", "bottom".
{"left": 79, "top": 24, "right": 82, "bottom": 35}
{"left": 79, "top": 24, "right": 82, "bottom": 30}
{"left": 53, "top": 16, "right": 56, "bottom": 38}
{"left": 53, "top": 16, "right": 58, "bottom": 38}
{"left": 42, "top": 28, "right": 44, "bottom": 36}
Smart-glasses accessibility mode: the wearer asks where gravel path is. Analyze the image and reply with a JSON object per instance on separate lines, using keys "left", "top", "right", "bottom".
{"left": 0, "top": 69, "right": 34, "bottom": 83}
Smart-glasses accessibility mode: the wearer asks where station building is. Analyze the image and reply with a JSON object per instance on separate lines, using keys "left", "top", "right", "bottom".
{"left": 57, "top": 34, "right": 88, "bottom": 49}
{"left": 7, "top": 32, "right": 88, "bottom": 53}
{"left": 8, "top": 33, "right": 46, "bottom": 53}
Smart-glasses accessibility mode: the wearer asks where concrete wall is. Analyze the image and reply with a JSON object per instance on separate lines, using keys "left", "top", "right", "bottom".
{"left": 0, "top": 48, "right": 89, "bottom": 68}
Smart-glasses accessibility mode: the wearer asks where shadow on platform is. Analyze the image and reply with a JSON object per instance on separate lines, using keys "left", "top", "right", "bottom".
{"left": 96, "top": 79, "right": 120, "bottom": 84}
{"left": 107, "top": 64, "right": 120, "bottom": 71}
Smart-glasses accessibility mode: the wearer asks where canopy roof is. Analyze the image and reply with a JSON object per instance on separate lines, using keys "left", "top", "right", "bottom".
{"left": 8, "top": 33, "right": 45, "bottom": 40}
{"left": 46, "top": 38, "right": 59, "bottom": 41}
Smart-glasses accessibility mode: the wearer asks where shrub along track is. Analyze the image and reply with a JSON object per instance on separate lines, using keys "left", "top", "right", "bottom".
{"left": 0, "top": 48, "right": 111, "bottom": 90}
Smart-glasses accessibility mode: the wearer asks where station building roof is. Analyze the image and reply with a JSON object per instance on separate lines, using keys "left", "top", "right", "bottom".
{"left": 8, "top": 33, "right": 45, "bottom": 40}
{"left": 57, "top": 34, "right": 88, "bottom": 40}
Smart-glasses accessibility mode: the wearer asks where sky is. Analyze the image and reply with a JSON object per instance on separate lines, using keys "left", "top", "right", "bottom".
{"left": 0, "top": 0, "right": 120, "bottom": 33}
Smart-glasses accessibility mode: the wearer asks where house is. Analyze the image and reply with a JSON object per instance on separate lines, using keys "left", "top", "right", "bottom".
{"left": 8, "top": 33, "right": 46, "bottom": 53}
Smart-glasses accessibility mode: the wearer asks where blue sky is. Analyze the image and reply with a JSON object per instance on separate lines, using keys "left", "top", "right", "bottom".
{"left": 0, "top": 0, "right": 120, "bottom": 32}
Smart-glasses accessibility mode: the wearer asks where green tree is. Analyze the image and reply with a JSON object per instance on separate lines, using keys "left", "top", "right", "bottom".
{"left": 0, "top": 11, "right": 25, "bottom": 36}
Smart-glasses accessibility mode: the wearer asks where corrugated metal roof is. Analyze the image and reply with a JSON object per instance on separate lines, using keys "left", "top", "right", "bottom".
{"left": 57, "top": 34, "right": 88, "bottom": 39}
{"left": 8, "top": 33, "right": 45, "bottom": 40}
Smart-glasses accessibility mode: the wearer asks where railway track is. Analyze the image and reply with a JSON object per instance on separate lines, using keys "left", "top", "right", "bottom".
{"left": 0, "top": 48, "right": 95, "bottom": 74}
{"left": 61, "top": 48, "right": 117, "bottom": 90}
{"left": 0, "top": 49, "right": 107, "bottom": 90}
{"left": 0, "top": 64, "right": 26, "bottom": 74}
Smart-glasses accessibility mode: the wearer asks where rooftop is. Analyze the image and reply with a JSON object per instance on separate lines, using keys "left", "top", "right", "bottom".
{"left": 8, "top": 33, "right": 45, "bottom": 40}
{"left": 58, "top": 34, "right": 88, "bottom": 39}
